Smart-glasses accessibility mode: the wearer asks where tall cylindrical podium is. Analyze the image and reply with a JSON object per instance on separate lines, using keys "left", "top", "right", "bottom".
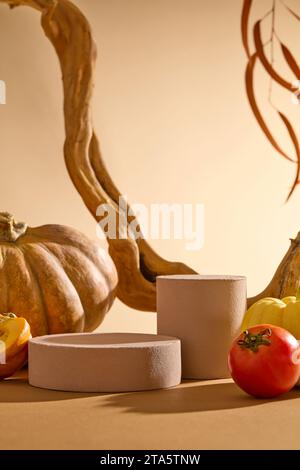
{"left": 157, "top": 275, "right": 247, "bottom": 379}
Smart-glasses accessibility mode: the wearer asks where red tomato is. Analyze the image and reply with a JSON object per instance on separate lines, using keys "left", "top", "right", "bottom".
{"left": 228, "top": 324, "right": 300, "bottom": 398}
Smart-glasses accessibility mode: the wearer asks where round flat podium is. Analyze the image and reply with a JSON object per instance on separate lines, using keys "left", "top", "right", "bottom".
{"left": 28, "top": 332, "right": 181, "bottom": 392}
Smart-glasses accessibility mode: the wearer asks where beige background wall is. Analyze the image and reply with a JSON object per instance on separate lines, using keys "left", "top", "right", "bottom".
{"left": 0, "top": 0, "right": 299, "bottom": 333}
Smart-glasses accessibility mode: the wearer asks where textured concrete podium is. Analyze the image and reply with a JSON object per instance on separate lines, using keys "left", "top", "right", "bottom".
{"left": 157, "top": 275, "right": 247, "bottom": 379}
{"left": 29, "top": 333, "right": 181, "bottom": 392}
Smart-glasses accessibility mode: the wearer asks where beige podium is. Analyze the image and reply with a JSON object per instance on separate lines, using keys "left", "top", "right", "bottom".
{"left": 157, "top": 275, "right": 247, "bottom": 379}
{"left": 29, "top": 333, "right": 181, "bottom": 392}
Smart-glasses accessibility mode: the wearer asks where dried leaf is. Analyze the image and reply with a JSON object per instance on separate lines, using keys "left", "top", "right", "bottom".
{"left": 253, "top": 21, "right": 294, "bottom": 91}
{"left": 281, "top": 42, "right": 300, "bottom": 79}
{"left": 245, "top": 53, "right": 295, "bottom": 163}
{"left": 284, "top": 4, "right": 300, "bottom": 22}
{"left": 241, "top": 0, "right": 253, "bottom": 58}
{"left": 278, "top": 112, "right": 300, "bottom": 200}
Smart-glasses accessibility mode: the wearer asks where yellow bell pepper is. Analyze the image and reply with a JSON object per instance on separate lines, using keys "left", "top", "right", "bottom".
{"left": 242, "top": 290, "right": 300, "bottom": 339}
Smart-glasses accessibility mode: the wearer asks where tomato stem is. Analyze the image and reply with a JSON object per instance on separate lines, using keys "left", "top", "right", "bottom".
{"left": 237, "top": 328, "right": 272, "bottom": 352}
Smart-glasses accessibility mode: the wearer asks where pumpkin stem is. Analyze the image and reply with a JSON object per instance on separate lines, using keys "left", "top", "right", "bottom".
{"left": 0, "top": 212, "right": 27, "bottom": 242}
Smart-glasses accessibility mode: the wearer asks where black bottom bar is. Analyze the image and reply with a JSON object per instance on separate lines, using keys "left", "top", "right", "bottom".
{"left": 0, "top": 450, "right": 298, "bottom": 465}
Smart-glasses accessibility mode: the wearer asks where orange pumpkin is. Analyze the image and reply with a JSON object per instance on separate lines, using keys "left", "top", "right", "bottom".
{"left": 0, "top": 212, "right": 118, "bottom": 336}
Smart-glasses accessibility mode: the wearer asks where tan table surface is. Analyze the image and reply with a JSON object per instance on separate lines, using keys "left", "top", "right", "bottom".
{"left": 1, "top": 370, "right": 300, "bottom": 450}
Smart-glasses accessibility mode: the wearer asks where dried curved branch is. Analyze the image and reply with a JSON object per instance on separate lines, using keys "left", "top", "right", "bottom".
{"left": 245, "top": 53, "right": 295, "bottom": 163}
{"left": 1, "top": 0, "right": 300, "bottom": 313}
{"left": 282, "top": 2, "right": 300, "bottom": 22}
{"left": 241, "top": 0, "right": 253, "bottom": 58}
{"left": 281, "top": 43, "right": 300, "bottom": 79}
{"left": 253, "top": 20, "right": 295, "bottom": 92}
{"left": 0, "top": 0, "right": 195, "bottom": 312}
{"left": 278, "top": 111, "right": 300, "bottom": 201}
{"left": 242, "top": 0, "right": 300, "bottom": 198}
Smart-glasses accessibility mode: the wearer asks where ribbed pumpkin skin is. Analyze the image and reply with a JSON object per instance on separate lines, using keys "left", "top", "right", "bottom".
{"left": 0, "top": 224, "right": 118, "bottom": 336}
